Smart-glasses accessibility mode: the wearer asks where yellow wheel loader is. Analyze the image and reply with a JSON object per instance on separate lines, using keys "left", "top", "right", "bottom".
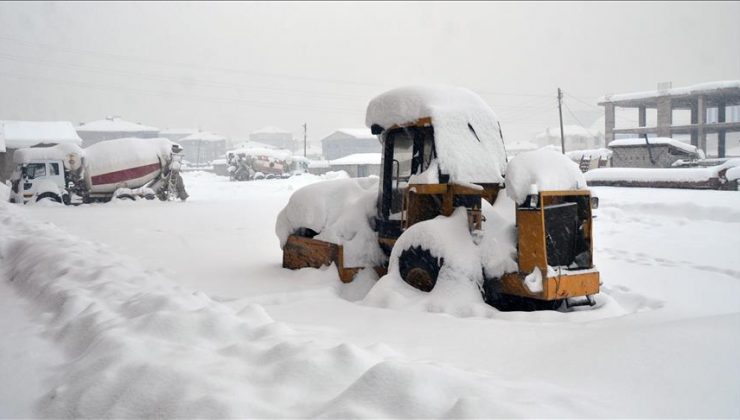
{"left": 280, "top": 86, "right": 599, "bottom": 311}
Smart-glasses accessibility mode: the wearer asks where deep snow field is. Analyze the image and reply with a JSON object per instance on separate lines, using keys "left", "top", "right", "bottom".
{"left": 1, "top": 171, "right": 739, "bottom": 418}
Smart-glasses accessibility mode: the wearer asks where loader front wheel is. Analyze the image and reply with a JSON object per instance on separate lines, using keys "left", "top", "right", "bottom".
{"left": 398, "top": 247, "right": 442, "bottom": 292}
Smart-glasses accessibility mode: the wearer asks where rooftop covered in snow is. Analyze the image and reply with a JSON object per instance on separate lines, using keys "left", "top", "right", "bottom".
{"left": 179, "top": 131, "right": 227, "bottom": 142}
{"left": 76, "top": 116, "right": 159, "bottom": 133}
{"left": 599, "top": 80, "right": 740, "bottom": 108}
{"left": 329, "top": 153, "right": 382, "bottom": 166}
{"left": 0, "top": 120, "right": 83, "bottom": 151}
{"left": 608, "top": 137, "right": 700, "bottom": 155}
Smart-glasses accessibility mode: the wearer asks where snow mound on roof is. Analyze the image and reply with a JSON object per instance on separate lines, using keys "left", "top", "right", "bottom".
{"left": 229, "top": 146, "right": 292, "bottom": 161}
{"left": 179, "top": 131, "right": 226, "bottom": 142}
{"left": 333, "top": 128, "right": 377, "bottom": 140}
{"left": 365, "top": 85, "right": 507, "bottom": 183}
{"left": 330, "top": 153, "right": 381, "bottom": 166}
{"left": 76, "top": 117, "right": 158, "bottom": 133}
{"left": 505, "top": 148, "right": 587, "bottom": 204}
{"left": 586, "top": 159, "right": 740, "bottom": 183}
{"left": 275, "top": 177, "right": 385, "bottom": 267}
{"left": 566, "top": 148, "right": 613, "bottom": 161}
{"left": 0, "top": 120, "right": 82, "bottom": 150}
{"left": 609, "top": 137, "right": 700, "bottom": 155}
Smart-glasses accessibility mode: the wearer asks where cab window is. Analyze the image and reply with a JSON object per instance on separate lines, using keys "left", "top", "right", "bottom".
{"left": 50, "top": 163, "right": 60, "bottom": 176}
{"left": 25, "top": 163, "right": 46, "bottom": 179}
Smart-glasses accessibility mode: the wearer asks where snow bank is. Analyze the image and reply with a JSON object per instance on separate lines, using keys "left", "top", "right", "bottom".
{"left": 275, "top": 177, "right": 385, "bottom": 267}
{"left": 505, "top": 148, "right": 587, "bottom": 204}
{"left": 586, "top": 159, "right": 740, "bottom": 183}
{"left": 0, "top": 203, "right": 588, "bottom": 418}
{"left": 365, "top": 85, "right": 507, "bottom": 184}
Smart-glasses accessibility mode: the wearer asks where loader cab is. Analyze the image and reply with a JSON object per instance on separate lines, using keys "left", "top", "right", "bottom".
{"left": 375, "top": 121, "right": 436, "bottom": 241}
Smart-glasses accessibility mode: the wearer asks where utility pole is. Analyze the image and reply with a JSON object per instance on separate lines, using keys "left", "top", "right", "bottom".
{"left": 557, "top": 88, "right": 565, "bottom": 154}
{"left": 303, "top": 122, "right": 307, "bottom": 157}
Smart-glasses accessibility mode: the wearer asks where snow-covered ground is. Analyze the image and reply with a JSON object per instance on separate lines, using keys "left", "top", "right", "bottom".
{"left": 1, "top": 172, "right": 739, "bottom": 417}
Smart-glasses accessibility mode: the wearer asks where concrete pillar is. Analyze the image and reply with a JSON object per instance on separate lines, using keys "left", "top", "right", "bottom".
{"left": 718, "top": 102, "right": 726, "bottom": 158}
{"left": 690, "top": 102, "right": 698, "bottom": 146}
{"left": 657, "top": 97, "right": 672, "bottom": 137}
{"left": 638, "top": 106, "right": 646, "bottom": 128}
{"left": 697, "top": 95, "right": 706, "bottom": 153}
{"left": 605, "top": 103, "right": 615, "bottom": 145}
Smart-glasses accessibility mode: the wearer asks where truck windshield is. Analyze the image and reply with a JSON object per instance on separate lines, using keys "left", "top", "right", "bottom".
{"left": 25, "top": 163, "right": 46, "bottom": 179}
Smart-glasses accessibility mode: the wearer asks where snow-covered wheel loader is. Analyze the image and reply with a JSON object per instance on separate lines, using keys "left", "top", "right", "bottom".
{"left": 278, "top": 85, "right": 600, "bottom": 311}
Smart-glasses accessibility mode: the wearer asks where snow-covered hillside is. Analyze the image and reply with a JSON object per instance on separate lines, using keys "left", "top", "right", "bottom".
{"left": 1, "top": 172, "right": 738, "bottom": 417}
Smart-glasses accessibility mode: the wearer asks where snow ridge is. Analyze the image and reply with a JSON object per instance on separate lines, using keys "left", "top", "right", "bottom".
{"left": 0, "top": 203, "right": 588, "bottom": 418}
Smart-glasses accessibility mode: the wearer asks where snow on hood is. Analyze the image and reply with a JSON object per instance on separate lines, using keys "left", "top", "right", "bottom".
{"left": 275, "top": 177, "right": 385, "bottom": 267}
{"left": 505, "top": 148, "right": 587, "bottom": 204}
{"left": 365, "top": 85, "right": 507, "bottom": 184}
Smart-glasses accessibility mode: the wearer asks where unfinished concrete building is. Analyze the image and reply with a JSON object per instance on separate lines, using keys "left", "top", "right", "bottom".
{"left": 599, "top": 81, "right": 740, "bottom": 157}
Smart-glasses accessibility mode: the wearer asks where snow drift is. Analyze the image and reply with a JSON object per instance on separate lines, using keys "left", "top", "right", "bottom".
{"left": 0, "top": 202, "right": 592, "bottom": 418}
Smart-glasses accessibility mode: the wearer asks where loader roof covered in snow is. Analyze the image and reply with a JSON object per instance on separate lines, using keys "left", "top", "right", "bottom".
{"left": 365, "top": 85, "right": 507, "bottom": 183}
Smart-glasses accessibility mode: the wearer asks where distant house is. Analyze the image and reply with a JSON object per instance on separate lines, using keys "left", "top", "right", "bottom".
{"left": 178, "top": 131, "right": 227, "bottom": 165}
{"left": 321, "top": 129, "right": 380, "bottom": 161}
{"left": 0, "top": 120, "right": 82, "bottom": 181}
{"left": 534, "top": 125, "right": 600, "bottom": 151}
{"left": 76, "top": 116, "right": 159, "bottom": 146}
{"left": 608, "top": 137, "right": 703, "bottom": 168}
{"left": 159, "top": 128, "right": 198, "bottom": 143}
{"left": 329, "top": 152, "right": 381, "bottom": 178}
{"left": 249, "top": 126, "right": 294, "bottom": 150}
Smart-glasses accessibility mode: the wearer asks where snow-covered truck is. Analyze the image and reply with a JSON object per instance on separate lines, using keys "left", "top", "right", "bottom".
{"left": 277, "top": 85, "right": 600, "bottom": 311}
{"left": 8, "top": 138, "right": 188, "bottom": 204}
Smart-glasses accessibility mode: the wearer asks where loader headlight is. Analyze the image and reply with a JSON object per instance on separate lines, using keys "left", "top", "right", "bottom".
{"left": 590, "top": 197, "right": 599, "bottom": 210}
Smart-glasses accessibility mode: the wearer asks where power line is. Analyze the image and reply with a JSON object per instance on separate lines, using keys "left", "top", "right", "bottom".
{"left": 0, "top": 34, "right": 558, "bottom": 100}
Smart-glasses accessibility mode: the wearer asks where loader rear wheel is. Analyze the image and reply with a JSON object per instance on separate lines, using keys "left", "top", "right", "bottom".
{"left": 398, "top": 247, "right": 442, "bottom": 292}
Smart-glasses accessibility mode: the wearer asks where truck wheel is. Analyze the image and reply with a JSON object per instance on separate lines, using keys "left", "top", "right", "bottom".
{"left": 398, "top": 246, "right": 442, "bottom": 292}
{"left": 36, "top": 192, "right": 61, "bottom": 203}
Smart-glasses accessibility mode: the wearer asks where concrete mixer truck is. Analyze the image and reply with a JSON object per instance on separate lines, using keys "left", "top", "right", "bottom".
{"left": 8, "top": 137, "right": 188, "bottom": 205}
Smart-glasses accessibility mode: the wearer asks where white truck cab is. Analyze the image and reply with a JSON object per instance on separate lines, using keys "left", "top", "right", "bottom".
{"left": 10, "top": 159, "right": 69, "bottom": 204}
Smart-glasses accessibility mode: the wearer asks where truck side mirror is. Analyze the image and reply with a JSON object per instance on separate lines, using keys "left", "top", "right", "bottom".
{"left": 590, "top": 196, "right": 599, "bottom": 210}
{"left": 371, "top": 124, "right": 384, "bottom": 135}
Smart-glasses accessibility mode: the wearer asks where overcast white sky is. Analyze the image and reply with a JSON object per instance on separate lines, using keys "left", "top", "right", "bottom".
{"left": 0, "top": 1, "right": 738, "bottom": 147}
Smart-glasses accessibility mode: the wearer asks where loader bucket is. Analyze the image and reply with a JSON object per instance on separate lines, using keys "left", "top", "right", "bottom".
{"left": 282, "top": 235, "right": 361, "bottom": 283}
